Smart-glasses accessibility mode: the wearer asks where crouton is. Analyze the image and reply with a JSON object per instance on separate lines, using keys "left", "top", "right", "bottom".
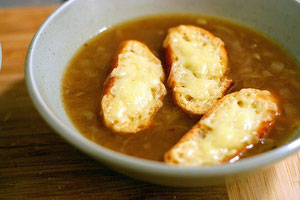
{"left": 164, "top": 89, "right": 280, "bottom": 166}
{"left": 101, "top": 40, "right": 167, "bottom": 134}
{"left": 163, "top": 25, "right": 233, "bottom": 115}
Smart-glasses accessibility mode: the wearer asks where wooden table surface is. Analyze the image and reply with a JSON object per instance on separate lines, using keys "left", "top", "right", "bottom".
{"left": 0, "top": 5, "right": 299, "bottom": 200}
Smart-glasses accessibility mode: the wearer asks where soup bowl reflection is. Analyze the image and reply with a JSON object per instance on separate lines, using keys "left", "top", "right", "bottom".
{"left": 25, "top": 0, "right": 300, "bottom": 186}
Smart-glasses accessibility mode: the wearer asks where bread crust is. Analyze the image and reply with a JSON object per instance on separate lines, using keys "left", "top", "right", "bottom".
{"left": 164, "top": 25, "right": 233, "bottom": 115}
{"left": 164, "top": 88, "right": 280, "bottom": 166}
{"left": 101, "top": 40, "right": 166, "bottom": 134}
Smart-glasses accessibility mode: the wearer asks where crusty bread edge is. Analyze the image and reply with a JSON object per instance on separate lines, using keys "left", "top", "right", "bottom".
{"left": 164, "top": 25, "right": 233, "bottom": 116}
{"left": 164, "top": 89, "right": 280, "bottom": 164}
{"left": 171, "top": 77, "right": 234, "bottom": 116}
{"left": 100, "top": 40, "right": 166, "bottom": 134}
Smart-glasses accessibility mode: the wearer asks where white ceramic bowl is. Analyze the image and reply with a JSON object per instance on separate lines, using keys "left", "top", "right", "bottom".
{"left": 25, "top": 0, "right": 300, "bottom": 186}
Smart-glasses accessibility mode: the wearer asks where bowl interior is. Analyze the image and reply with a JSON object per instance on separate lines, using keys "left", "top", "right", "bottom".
{"left": 26, "top": 0, "right": 300, "bottom": 186}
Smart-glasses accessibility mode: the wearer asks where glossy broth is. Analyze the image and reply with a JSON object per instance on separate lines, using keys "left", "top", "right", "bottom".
{"left": 62, "top": 14, "right": 300, "bottom": 162}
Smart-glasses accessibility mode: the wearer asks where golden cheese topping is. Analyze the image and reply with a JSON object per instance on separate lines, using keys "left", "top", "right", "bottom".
{"left": 165, "top": 25, "right": 225, "bottom": 101}
{"left": 101, "top": 41, "right": 166, "bottom": 133}
{"left": 167, "top": 89, "right": 279, "bottom": 166}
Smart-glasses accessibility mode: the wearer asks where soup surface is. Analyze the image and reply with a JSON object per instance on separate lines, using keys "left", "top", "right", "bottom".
{"left": 62, "top": 14, "right": 300, "bottom": 162}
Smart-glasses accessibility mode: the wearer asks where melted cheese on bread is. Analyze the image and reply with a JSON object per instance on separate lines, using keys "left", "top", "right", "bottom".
{"left": 101, "top": 40, "right": 166, "bottom": 134}
{"left": 164, "top": 25, "right": 232, "bottom": 115}
{"left": 164, "top": 89, "right": 279, "bottom": 166}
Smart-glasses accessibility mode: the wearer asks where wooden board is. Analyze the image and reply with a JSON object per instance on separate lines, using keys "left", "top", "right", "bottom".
{"left": 0, "top": 5, "right": 299, "bottom": 200}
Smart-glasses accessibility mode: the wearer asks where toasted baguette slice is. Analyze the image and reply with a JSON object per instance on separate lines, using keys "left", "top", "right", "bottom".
{"left": 101, "top": 40, "right": 167, "bottom": 134}
{"left": 164, "top": 25, "right": 233, "bottom": 115}
{"left": 164, "top": 89, "right": 279, "bottom": 166}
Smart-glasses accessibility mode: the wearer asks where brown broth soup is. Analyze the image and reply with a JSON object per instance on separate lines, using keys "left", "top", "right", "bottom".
{"left": 62, "top": 14, "right": 300, "bottom": 162}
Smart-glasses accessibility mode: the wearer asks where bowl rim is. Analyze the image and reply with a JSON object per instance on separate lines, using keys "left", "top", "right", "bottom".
{"left": 25, "top": 0, "right": 300, "bottom": 178}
